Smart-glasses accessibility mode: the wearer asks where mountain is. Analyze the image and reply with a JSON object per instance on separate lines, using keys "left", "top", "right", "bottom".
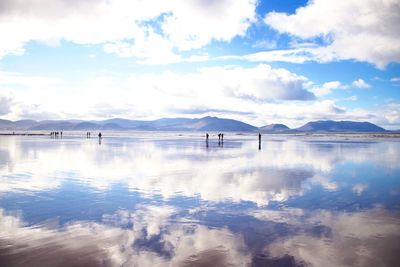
{"left": 295, "top": 120, "right": 387, "bottom": 133}
{"left": 169, "top": 116, "right": 257, "bottom": 131}
{"left": 260, "top": 124, "right": 292, "bottom": 133}
{"left": 0, "top": 116, "right": 257, "bottom": 132}
{"left": 0, "top": 119, "right": 13, "bottom": 130}
{"left": 28, "top": 121, "right": 76, "bottom": 131}
{"left": 73, "top": 122, "right": 101, "bottom": 130}
{"left": 0, "top": 117, "right": 389, "bottom": 133}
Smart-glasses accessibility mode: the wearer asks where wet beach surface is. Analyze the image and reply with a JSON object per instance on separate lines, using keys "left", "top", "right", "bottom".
{"left": 0, "top": 133, "right": 400, "bottom": 267}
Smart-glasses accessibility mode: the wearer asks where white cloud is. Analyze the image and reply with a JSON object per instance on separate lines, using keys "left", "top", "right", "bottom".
{"left": 0, "top": 92, "right": 13, "bottom": 116}
{"left": 0, "top": 64, "right": 317, "bottom": 122}
{"left": 252, "top": 40, "right": 277, "bottom": 49}
{"left": 378, "top": 103, "right": 400, "bottom": 127}
{"left": 0, "top": 0, "right": 256, "bottom": 63}
{"left": 342, "top": 95, "right": 358, "bottom": 101}
{"left": 1, "top": 66, "right": 399, "bottom": 128}
{"left": 352, "top": 79, "right": 371, "bottom": 89}
{"left": 312, "top": 81, "right": 347, "bottom": 96}
{"left": 160, "top": 0, "right": 256, "bottom": 51}
{"left": 221, "top": 48, "right": 313, "bottom": 64}
{"left": 352, "top": 183, "right": 368, "bottom": 195}
{"left": 263, "top": 0, "right": 400, "bottom": 68}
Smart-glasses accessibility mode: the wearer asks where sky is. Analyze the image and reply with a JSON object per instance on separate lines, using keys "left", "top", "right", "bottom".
{"left": 0, "top": 0, "right": 399, "bottom": 129}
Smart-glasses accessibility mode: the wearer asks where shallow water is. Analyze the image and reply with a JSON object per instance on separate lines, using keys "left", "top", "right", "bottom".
{"left": 0, "top": 134, "right": 400, "bottom": 267}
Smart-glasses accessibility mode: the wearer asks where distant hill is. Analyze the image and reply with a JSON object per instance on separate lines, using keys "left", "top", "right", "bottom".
{"left": 28, "top": 121, "right": 76, "bottom": 131}
{"left": 295, "top": 120, "right": 387, "bottom": 132}
{"left": 0, "top": 116, "right": 257, "bottom": 132}
{"left": 0, "top": 117, "right": 389, "bottom": 133}
{"left": 260, "top": 124, "right": 291, "bottom": 133}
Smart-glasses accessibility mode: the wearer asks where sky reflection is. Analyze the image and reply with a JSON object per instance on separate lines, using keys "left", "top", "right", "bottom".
{"left": 0, "top": 135, "right": 400, "bottom": 266}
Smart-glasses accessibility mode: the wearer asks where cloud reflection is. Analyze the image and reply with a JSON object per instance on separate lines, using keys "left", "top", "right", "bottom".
{"left": 259, "top": 207, "right": 400, "bottom": 267}
{"left": 0, "top": 136, "right": 399, "bottom": 206}
{"left": 0, "top": 205, "right": 250, "bottom": 267}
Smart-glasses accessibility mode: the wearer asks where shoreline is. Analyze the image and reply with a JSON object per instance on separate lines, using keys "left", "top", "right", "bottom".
{"left": 0, "top": 131, "right": 400, "bottom": 140}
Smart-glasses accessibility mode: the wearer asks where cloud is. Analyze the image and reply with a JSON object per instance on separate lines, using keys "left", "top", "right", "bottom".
{"left": 0, "top": 65, "right": 315, "bottom": 124}
{"left": 311, "top": 81, "right": 347, "bottom": 96}
{"left": 352, "top": 183, "right": 368, "bottom": 195}
{"left": 263, "top": 0, "right": 400, "bottom": 68}
{"left": 0, "top": 92, "right": 13, "bottom": 116}
{"left": 378, "top": 103, "right": 400, "bottom": 127}
{"left": 390, "top": 77, "right": 400, "bottom": 84}
{"left": 0, "top": 0, "right": 256, "bottom": 63}
{"left": 1, "top": 66, "right": 398, "bottom": 128}
{"left": 352, "top": 79, "right": 371, "bottom": 89}
{"left": 342, "top": 95, "right": 358, "bottom": 101}
{"left": 129, "top": 64, "right": 315, "bottom": 103}
{"left": 252, "top": 40, "right": 277, "bottom": 50}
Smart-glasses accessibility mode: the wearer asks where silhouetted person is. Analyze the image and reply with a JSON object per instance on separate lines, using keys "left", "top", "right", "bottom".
{"left": 221, "top": 133, "right": 224, "bottom": 143}
{"left": 88, "top": 132, "right": 91, "bottom": 138}
{"left": 258, "top": 133, "right": 261, "bottom": 150}
{"left": 60, "top": 131, "right": 63, "bottom": 138}
{"left": 98, "top": 132, "right": 102, "bottom": 138}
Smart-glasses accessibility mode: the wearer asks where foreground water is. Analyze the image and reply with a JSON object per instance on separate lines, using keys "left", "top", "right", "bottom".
{"left": 0, "top": 133, "right": 399, "bottom": 267}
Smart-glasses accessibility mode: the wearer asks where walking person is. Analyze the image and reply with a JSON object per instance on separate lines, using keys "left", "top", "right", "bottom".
{"left": 98, "top": 132, "right": 102, "bottom": 145}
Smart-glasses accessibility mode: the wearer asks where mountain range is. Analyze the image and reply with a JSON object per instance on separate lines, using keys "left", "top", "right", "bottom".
{"left": 0, "top": 117, "right": 391, "bottom": 133}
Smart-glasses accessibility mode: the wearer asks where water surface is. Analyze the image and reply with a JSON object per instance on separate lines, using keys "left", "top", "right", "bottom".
{"left": 0, "top": 134, "right": 399, "bottom": 266}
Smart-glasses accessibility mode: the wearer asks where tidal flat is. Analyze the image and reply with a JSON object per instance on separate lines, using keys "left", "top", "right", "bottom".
{"left": 0, "top": 133, "right": 399, "bottom": 267}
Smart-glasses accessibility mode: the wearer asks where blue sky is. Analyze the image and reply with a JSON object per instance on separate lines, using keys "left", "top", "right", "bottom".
{"left": 0, "top": 0, "right": 399, "bottom": 128}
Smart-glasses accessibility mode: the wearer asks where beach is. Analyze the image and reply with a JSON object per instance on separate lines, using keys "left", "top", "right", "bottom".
{"left": 0, "top": 133, "right": 399, "bottom": 266}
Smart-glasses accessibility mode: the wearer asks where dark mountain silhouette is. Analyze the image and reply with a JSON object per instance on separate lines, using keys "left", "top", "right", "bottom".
{"left": 260, "top": 124, "right": 291, "bottom": 133}
{"left": 295, "top": 120, "right": 387, "bottom": 132}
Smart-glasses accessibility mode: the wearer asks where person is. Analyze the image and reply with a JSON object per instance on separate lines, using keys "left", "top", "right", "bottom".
{"left": 98, "top": 132, "right": 102, "bottom": 138}
{"left": 221, "top": 133, "right": 224, "bottom": 142}
{"left": 206, "top": 133, "right": 209, "bottom": 140}
{"left": 258, "top": 133, "right": 261, "bottom": 150}
{"left": 60, "top": 131, "right": 63, "bottom": 138}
